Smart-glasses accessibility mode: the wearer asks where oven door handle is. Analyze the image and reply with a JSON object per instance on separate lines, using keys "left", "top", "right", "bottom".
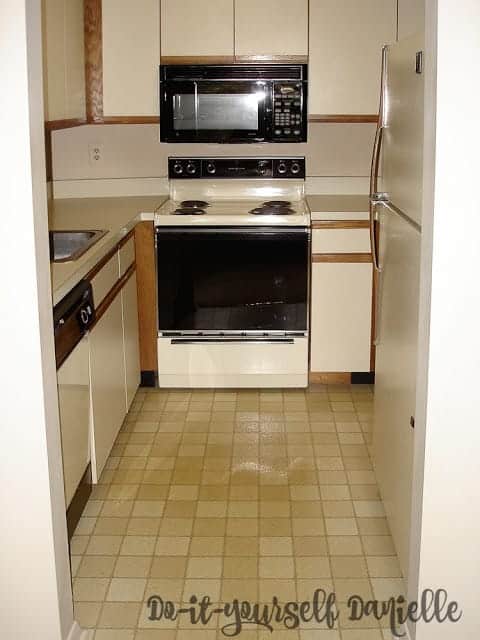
{"left": 170, "top": 337, "right": 296, "bottom": 345}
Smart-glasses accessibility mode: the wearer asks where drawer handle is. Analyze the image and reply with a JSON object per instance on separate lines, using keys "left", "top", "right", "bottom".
{"left": 170, "top": 337, "right": 295, "bottom": 345}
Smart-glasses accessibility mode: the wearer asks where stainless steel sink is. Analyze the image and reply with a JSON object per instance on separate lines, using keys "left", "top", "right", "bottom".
{"left": 49, "top": 229, "right": 108, "bottom": 263}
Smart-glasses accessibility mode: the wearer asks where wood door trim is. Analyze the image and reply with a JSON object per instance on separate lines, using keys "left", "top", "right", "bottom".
{"left": 311, "top": 221, "right": 370, "bottom": 230}
{"left": 234, "top": 55, "right": 309, "bottom": 64}
{"left": 312, "top": 253, "right": 373, "bottom": 263}
{"left": 91, "top": 264, "right": 136, "bottom": 329}
{"left": 308, "top": 115, "right": 379, "bottom": 124}
{"left": 134, "top": 222, "right": 158, "bottom": 374}
{"left": 84, "top": 0, "right": 103, "bottom": 123}
{"left": 310, "top": 372, "right": 352, "bottom": 385}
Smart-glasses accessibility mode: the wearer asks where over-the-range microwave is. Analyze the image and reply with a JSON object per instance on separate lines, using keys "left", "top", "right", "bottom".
{"left": 159, "top": 64, "right": 308, "bottom": 144}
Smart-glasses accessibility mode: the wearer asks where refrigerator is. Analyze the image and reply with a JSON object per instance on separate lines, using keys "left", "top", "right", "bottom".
{"left": 370, "top": 33, "right": 424, "bottom": 578}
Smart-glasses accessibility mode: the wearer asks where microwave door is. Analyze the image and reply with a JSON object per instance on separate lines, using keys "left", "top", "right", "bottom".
{"left": 162, "top": 80, "right": 268, "bottom": 143}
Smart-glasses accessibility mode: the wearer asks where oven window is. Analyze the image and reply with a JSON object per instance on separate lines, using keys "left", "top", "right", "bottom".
{"left": 157, "top": 228, "right": 309, "bottom": 333}
{"left": 173, "top": 93, "right": 260, "bottom": 130}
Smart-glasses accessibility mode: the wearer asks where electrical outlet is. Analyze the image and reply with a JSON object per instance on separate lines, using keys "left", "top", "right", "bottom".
{"left": 88, "top": 144, "right": 103, "bottom": 165}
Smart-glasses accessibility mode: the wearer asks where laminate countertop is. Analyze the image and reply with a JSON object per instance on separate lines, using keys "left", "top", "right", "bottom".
{"left": 49, "top": 196, "right": 167, "bottom": 305}
{"left": 306, "top": 194, "right": 370, "bottom": 220}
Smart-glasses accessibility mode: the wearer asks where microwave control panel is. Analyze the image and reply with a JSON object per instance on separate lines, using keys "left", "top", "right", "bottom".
{"left": 272, "top": 83, "right": 305, "bottom": 140}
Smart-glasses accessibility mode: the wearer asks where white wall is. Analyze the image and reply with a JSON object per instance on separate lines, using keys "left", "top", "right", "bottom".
{"left": 409, "top": 0, "right": 480, "bottom": 638}
{"left": 0, "top": 1, "right": 75, "bottom": 638}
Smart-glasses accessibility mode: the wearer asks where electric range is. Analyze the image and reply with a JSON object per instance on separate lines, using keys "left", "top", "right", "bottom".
{"left": 154, "top": 157, "right": 311, "bottom": 388}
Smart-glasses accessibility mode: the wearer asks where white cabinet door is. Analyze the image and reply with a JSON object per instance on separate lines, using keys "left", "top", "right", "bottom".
{"left": 57, "top": 336, "right": 91, "bottom": 506}
{"left": 42, "top": 0, "right": 86, "bottom": 120}
{"left": 89, "top": 294, "right": 126, "bottom": 481}
{"left": 234, "top": 0, "right": 308, "bottom": 57}
{"left": 398, "top": 0, "right": 425, "bottom": 41}
{"left": 102, "top": 0, "right": 160, "bottom": 116}
{"left": 122, "top": 274, "right": 141, "bottom": 409}
{"left": 309, "top": 0, "right": 396, "bottom": 114}
{"left": 310, "top": 261, "right": 373, "bottom": 372}
{"left": 161, "top": 0, "right": 234, "bottom": 57}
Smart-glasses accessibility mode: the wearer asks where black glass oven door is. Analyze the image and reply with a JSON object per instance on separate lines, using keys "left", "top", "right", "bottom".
{"left": 160, "top": 81, "right": 269, "bottom": 143}
{"left": 157, "top": 227, "right": 309, "bottom": 333}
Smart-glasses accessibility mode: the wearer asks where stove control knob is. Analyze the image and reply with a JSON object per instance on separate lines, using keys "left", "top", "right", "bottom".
{"left": 206, "top": 161, "right": 216, "bottom": 175}
{"left": 186, "top": 162, "right": 197, "bottom": 175}
{"left": 291, "top": 162, "right": 301, "bottom": 175}
{"left": 257, "top": 160, "right": 269, "bottom": 176}
{"left": 173, "top": 162, "right": 183, "bottom": 175}
{"left": 277, "top": 162, "right": 288, "bottom": 175}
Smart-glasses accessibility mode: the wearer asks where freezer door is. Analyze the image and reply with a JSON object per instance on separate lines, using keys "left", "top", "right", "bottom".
{"left": 382, "top": 33, "right": 425, "bottom": 226}
{"left": 373, "top": 205, "right": 421, "bottom": 577}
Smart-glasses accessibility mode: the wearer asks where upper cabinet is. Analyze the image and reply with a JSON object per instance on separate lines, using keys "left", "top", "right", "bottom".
{"left": 234, "top": 0, "right": 308, "bottom": 57}
{"left": 102, "top": 0, "right": 160, "bottom": 116}
{"left": 42, "top": 0, "right": 86, "bottom": 121}
{"left": 309, "top": 0, "right": 397, "bottom": 115}
{"left": 397, "top": 0, "right": 425, "bottom": 41}
{"left": 161, "top": 0, "right": 234, "bottom": 57}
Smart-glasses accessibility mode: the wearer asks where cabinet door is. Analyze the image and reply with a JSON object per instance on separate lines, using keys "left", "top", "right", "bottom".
{"left": 122, "top": 274, "right": 141, "bottom": 410}
{"left": 234, "top": 0, "right": 308, "bottom": 57}
{"left": 102, "top": 0, "right": 160, "bottom": 116}
{"left": 161, "top": 0, "right": 234, "bottom": 57}
{"left": 310, "top": 261, "right": 373, "bottom": 372}
{"left": 398, "top": 0, "right": 425, "bottom": 41}
{"left": 89, "top": 295, "right": 126, "bottom": 481}
{"left": 309, "top": 0, "right": 396, "bottom": 114}
{"left": 57, "top": 336, "right": 90, "bottom": 506}
{"left": 42, "top": 0, "right": 86, "bottom": 120}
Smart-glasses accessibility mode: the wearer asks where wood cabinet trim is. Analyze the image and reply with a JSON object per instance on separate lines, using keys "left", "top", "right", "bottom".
{"left": 45, "top": 119, "right": 87, "bottom": 131}
{"left": 311, "top": 221, "right": 370, "bottom": 230}
{"left": 308, "top": 115, "right": 379, "bottom": 124}
{"left": 161, "top": 56, "right": 235, "bottom": 65}
{"left": 84, "top": 0, "right": 103, "bottom": 123}
{"left": 134, "top": 222, "right": 158, "bottom": 374}
{"left": 91, "top": 116, "right": 159, "bottom": 125}
{"left": 160, "top": 55, "right": 308, "bottom": 65}
{"left": 312, "top": 253, "right": 373, "bottom": 263}
{"left": 91, "top": 264, "right": 136, "bottom": 329}
{"left": 310, "top": 372, "right": 352, "bottom": 385}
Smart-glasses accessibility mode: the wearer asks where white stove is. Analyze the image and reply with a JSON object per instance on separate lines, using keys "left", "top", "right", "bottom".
{"left": 155, "top": 157, "right": 311, "bottom": 389}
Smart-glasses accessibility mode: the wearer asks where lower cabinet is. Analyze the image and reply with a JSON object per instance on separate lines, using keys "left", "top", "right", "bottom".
{"left": 310, "top": 261, "right": 373, "bottom": 373}
{"left": 122, "top": 273, "right": 141, "bottom": 410}
{"left": 89, "top": 293, "right": 127, "bottom": 481}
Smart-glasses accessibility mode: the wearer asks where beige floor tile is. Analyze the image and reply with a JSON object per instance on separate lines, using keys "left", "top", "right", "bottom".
{"left": 187, "top": 557, "right": 223, "bottom": 578}
{"left": 77, "top": 556, "right": 116, "bottom": 578}
{"left": 362, "top": 536, "right": 396, "bottom": 556}
{"left": 259, "top": 536, "right": 293, "bottom": 556}
{"left": 127, "top": 518, "right": 161, "bottom": 536}
{"left": 131, "top": 501, "right": 165, "bottom": 518}
{"left": 292, "top": 518, "right": 325, "bottom": 536}
{"left": 221, "top": 578, "right": 258, "bottom": 601}
{"left": 146, "top": 578, "right": 184, "bottom": 601}
{"left": 86, "top": 536, "right": 123, "bottom": 556}
{"left": 94, "top": 631, "right": 135, "bottom": 640}
{"left": 223, "top": 556, "right": 258, "bottom": 578}
{"left": 293, "top": 536, "right": 328, "bottom": 556}
{"left": 106, "top": 578, "right": 146, "bottom": 602}
{"left": 325, "top": 518, "right": 358, "bottom": 536}
{"left": 73, "top": 578, "right": 110, "bottom": 602}
{"left": 74, "top": 602, "right": 101, "bottom": 628}
{"left": 155, "top": 537, "right": 190, "bottom": 556}
{"left": 353, "top": 501, "right": 385, "bottom": 518}
{"left": 94, "top": 517, "right": 129, "bottom": 536}
{"left": 224, "top": 537, "right": 258, "bottom": 556}
{"left": 330, "top": 557, "right": 368, "bottom": 578}
{"left": 334, "top": 578, "right": 373, "bottom": 602}
{"left": 184, "top": 579, "right": 221, "bottom": 602}
{"left": 115, "top": 556, "right": 153, "bottom": 578}
{"left": 327, "top": 536, "right": 363, "bottom": 556}
{"left": 295, "top": 556, "right": 331, "bottom": 579}
{"left": 259, "top": 579, "right": 296, "bottom": 602}
{"left": 98, "top": 602, "right": 141, "bottom": 628}
{"left": 120, "top": 536, "right": 156, "bottom": 556}
{"left": 259, "top": 557, "right": 294, "bottom": 579}
{"left": 189, "top": 536, "right": 224, "bottom": 556}
{"left": 366, "top": 556, "right": 402, "bottom": 578}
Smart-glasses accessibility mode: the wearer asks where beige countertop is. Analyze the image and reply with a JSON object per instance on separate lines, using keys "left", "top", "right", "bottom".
{"left": 49, "top": 196, "right": 167, "bottom": 305}
{"left": 307, "top": 194, "right": 370, "bottom": 220}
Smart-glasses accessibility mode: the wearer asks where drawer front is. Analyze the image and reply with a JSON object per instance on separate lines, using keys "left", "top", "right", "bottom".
{"left": 312, "top": 228, "right": 371, "bottom": 254}
{"left": 119, "top": 236, "right": 135, "bottom": 275}
{"left": 91, "top": 253, "right": 120, "bottom": 307}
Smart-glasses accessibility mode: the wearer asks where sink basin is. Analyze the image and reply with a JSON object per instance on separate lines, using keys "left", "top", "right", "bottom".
{"left": 50, "top": 229, "right": 108, "bottom": 263}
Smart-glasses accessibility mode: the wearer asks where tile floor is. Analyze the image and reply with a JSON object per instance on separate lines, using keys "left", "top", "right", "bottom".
{"left": 70, "top": 385, "right": 404, "bottom": 639}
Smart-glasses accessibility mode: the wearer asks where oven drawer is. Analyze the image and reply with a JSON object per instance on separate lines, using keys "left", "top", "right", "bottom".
{"left": 157, "top": 336, "right": 308, "bottom": 388}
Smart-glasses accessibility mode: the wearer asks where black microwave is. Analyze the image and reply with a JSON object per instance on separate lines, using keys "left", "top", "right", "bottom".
{"left": 159, "top": 64, "right": 308, "bottom": 144}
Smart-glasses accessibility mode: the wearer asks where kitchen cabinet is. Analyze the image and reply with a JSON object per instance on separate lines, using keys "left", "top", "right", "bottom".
{"left": 310, "top": 261, "right": 373, "bottom": 372}
{"left": 89, "top": 294, "right": 127, "bottom": 481}
{"left": 122, "top": 274, "right": 141, "bottom": 410}
{"left": 397, "top": 0, "right": 425, "bottom": 41}
{"left": 234, "top": 0, "right": 308, "bottom": 57}
{"left": 42, "top": 0, "right": 86, "bottom": 121}
{"left": 102, "top": 0, "right": 160, "bottom": 116}
{"left": 161, "top": 0, "right": 234, "bottom": 57}
{"left": 57, "top": 335, "right": 91, "bottom": 506}
{"left": 308, "top": 0, "right": 396, "bottom": 114}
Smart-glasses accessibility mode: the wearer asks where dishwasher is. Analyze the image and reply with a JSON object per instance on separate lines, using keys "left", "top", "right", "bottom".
{"left": 54, "top": 280, "right": 95, "bottom": 538}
